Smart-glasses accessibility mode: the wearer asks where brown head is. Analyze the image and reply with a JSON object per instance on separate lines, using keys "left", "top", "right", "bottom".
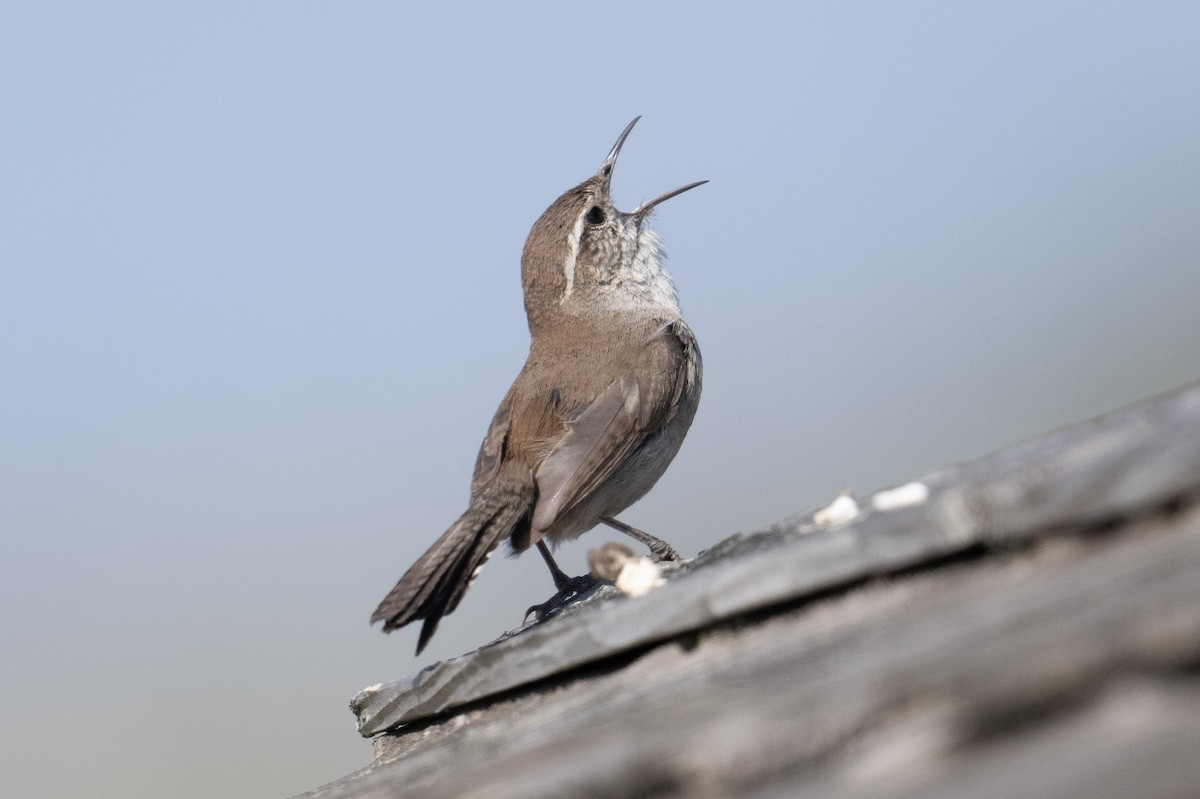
{"left": 520, "top": 117, "right": 706, "bottom": 333}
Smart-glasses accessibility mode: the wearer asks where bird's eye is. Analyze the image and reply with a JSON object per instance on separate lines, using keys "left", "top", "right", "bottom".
{"left": 585, "top": 206, "right": 606, "bottom": 225}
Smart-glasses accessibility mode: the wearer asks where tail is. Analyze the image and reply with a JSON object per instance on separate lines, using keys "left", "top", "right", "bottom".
{"left": 371, "top": 466, "right": 535, "bottom": 655}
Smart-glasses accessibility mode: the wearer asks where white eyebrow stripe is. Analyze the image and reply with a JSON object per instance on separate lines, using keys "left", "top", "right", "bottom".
{"left": 561, "top": 213, "right": 584, "bottom": 301}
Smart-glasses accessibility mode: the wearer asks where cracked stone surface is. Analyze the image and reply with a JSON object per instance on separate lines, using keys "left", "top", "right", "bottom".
{"left": 296, "top": 381, "right": 1200, "bottom": 798}
{"left": 349, "top": 382, "right": 1200, "bottom": 736}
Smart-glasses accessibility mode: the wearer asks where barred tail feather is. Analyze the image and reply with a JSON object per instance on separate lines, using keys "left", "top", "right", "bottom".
{"left": 371, "top": 469, "right": 534, "bottom": 655}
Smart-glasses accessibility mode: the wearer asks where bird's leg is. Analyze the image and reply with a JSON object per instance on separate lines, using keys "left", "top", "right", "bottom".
{"left": 600, "top": 516, "right": 681, "bottom": 562}
{"left": 524, "top": 540, "right": 599, "bottom": 622}
{"left": 535, "top": 539, "right": 576, "bottom": 591}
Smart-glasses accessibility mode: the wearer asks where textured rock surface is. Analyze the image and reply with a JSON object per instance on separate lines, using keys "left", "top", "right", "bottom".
{"left": 296, "top": 382, "right": 1200, "bottom": 799}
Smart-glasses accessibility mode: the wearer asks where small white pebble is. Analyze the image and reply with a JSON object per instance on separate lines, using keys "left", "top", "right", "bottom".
{"left": 614, "top": 557, "right": 666, "bottom": 597}
{"left": 872, "top": 481, "right": 930, "bottom": 511}
{"left": 813, "top": 492, "right": 860, "bottom": 527}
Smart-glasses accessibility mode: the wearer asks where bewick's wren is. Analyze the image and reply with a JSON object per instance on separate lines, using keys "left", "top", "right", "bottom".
{"left": 371, "top": 117, "right": 704, "bottom": 654}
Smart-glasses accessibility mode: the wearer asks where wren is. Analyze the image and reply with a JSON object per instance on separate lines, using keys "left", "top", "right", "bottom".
{"left": 371, "top": 117, "right": 705, "bottom": 654}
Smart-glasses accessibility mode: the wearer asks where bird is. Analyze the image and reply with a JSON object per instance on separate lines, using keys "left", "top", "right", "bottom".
{"left": 371, "top": 117, "right": 705, "bottom": 655}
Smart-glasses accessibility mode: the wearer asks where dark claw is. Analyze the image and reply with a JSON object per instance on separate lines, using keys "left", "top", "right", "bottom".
{"left": 524, "top": 574, "right": 601, "bottom": 622}
{"left": 648, "top": 541, "right": 681, "bottom": 562}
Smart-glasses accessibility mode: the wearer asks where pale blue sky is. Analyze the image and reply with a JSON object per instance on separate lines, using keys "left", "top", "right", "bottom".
{"left": 3, "top": 3, "right": 1198, "bottom": 797}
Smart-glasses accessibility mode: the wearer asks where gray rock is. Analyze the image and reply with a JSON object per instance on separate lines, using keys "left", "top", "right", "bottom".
{"left": 296, "top": 381, "right": 1200, "bottom": 798}
{"left": 351, "top": 382, "right": 1200, "bottom": 737}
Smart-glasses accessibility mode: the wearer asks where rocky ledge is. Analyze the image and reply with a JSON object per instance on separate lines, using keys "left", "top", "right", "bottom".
{"left": 296, "top": 382, "right": 1200, "bottom": 799}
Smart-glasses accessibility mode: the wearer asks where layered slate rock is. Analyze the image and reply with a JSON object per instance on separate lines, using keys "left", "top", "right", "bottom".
{"left": 297, "top": 382, "right": 1200, "bottom": 799}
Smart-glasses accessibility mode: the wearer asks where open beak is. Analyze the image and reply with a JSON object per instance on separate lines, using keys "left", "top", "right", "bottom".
{"left": 597, "top": 116, "right": 707, "bottom": 219}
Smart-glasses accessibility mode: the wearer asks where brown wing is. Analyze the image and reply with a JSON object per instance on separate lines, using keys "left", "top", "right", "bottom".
{"left": 530, "top": 326, "right": 689, "bottom": 536}
{"left": 470, "top": 390, "right": 513, "bottom": 501}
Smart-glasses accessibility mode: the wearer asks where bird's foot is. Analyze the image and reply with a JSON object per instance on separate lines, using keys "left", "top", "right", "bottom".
{"left": 646, "top": 539, "right": 681, "bottom": 563}
{"left": 524, "top": 574, "right": 601, "bottom": 623}
{"left": 599, "top": 516, "right": 681, "bottom": 562}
